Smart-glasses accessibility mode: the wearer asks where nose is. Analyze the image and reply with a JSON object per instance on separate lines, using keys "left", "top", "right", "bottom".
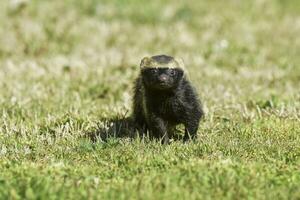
{"left": 159, "top": 74, "right": 168, "bottom": 82}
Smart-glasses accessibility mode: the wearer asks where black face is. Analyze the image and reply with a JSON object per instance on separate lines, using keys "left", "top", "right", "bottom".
{"left": 141, "top": 68, "right": 184, "bottom": 90}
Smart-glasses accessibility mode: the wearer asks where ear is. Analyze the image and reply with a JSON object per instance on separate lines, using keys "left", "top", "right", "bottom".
{"left": 140, "top": 57, "right": 151, "bottom": 69}
{"left": 176, "top": 69, "right": 184, "bottom": 79}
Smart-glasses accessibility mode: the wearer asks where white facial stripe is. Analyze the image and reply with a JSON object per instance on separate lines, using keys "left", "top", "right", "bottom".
{"left": 142, "top": 62, "right": 177, "bottom": 68}
{"left": 140, "top": 57, "right": 185, "bottom": 71}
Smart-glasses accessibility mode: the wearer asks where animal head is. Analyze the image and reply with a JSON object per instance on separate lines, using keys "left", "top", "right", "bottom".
{"left": 140, "top": 55, "right": 185, "bottom": 90}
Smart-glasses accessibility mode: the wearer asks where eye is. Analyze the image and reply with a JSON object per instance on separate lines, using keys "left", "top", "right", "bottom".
{"left": 151, "top": 68, "right": 158, "bottom": 73}
{"left": 168, "top": 69, "right": 176, "bottom": 75}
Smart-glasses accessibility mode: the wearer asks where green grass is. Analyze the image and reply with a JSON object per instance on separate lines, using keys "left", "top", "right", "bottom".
{"left": 0, "top": 0, "right": 300, "bottom": 199}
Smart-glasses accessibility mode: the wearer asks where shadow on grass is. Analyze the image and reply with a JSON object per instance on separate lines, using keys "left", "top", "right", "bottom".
{"left": 85, "top": 116, "right": 140, "bottom": 143}
{"left": 85, "top": 115, "right": 186, "bottom": 143}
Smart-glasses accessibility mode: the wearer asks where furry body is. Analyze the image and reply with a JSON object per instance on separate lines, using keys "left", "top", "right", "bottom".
{"left": 132, "top": 55, "right": 203, "bottom": 143}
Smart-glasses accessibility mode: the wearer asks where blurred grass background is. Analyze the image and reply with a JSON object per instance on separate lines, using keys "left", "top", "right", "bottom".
{"left": 0, "top": 0, "right": 299, "bottom": 199}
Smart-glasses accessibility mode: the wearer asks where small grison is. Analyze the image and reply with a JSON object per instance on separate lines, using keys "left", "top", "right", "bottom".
{"left": 132, "top": 55, "right": 204, "bottom": 143}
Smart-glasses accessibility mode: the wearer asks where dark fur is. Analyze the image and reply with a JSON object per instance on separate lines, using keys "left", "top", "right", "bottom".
{"left": 132, "top": 55, "right": 204, "bottom": 143}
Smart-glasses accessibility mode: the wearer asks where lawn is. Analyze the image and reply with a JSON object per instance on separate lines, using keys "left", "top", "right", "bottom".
{"left": 0, "top": 0, "right": 299, "bottom": 199}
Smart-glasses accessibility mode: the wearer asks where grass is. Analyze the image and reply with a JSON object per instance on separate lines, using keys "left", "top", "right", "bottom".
{"left": 0, "top": 0, "right": 300, "bottom": 199}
